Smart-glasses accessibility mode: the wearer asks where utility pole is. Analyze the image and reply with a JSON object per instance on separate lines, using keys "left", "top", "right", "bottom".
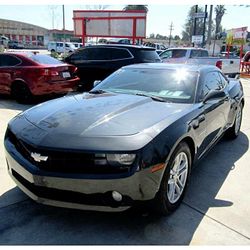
{"left": 192, "top": 5, "right": 198, "bottom": 47}
{"left": 62, "top": 5, "right": 66, "bottom": 53}
{"left": 168, "top": 22, "right": 174, "bottom": 47}
{"left": 202, "top": 5, "right": 207, "bottom": 47}
{"left": 62, "top": 5, "right": 65, "bottom": 42}
{"left": 207, "top": 5, "right": 213, "bottom": 46}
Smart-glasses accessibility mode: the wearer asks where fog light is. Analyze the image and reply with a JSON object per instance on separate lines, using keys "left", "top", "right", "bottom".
{"left": 112, "top": 191, "right": 122, "bottom": 202}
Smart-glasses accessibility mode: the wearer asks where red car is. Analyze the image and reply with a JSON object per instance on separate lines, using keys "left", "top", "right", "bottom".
{"left": 0, "top": 52, "right": 80, "bottom": 103}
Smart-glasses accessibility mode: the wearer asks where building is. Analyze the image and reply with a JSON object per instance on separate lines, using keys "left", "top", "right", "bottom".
{"left": 0, "top": 18, "right": 78, "bottom": 47}
{"left": 48, "top": 29, "right": 76, "bottom": 43}
{"left": 0, "top": 18, "right": 49, "bottom": 46}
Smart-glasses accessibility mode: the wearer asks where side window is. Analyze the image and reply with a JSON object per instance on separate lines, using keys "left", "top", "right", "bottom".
{"left": 202, "top": 71, "right": 223, "bottom": 98}
{"left": 190, "top": 50, "right": 201, "bottom": 58}
{"left": 111, "top": 48, "right": 132, "bottom": 60}
{"left": 70, "top": 49, "right": 90, "bottom": 61}
{"left": 0, "top": 55, "right": 21, "bottom": 67}
{"left": 218, "top": 72, "right": 228, "bottom": 88}
{"left": 87, "top": 48, "right": 111, "bottom": 60}
{"left": 160, "top": 50, "right": 172, "bottom": 59}
{"left": 201, "top": 50, "right": 209, "bottom": 57}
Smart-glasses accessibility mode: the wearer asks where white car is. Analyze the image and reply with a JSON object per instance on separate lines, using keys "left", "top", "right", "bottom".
{"left": 48, "top": 42, "right": 76, "bottom": 53}
{"left": 73, "top": 43, "right": 83, "bottom": 49}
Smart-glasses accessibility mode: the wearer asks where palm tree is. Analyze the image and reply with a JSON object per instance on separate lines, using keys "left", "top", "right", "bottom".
{"left": 215, "top": 5, "right": 226, "bottom": 37}
{"left": 123, "top": 5, "right": 148, "bottom": 12}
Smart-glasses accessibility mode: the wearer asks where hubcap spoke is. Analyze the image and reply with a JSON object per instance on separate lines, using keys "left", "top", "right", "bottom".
{"left": 167, "top": 151, "right": 189, "bottom": 204}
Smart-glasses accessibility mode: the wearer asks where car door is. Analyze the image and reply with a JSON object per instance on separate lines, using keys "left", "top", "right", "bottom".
{"left": 67, "top": 48, "right": 111, "bottom": 90}
{"left": 109, "top": 48, "right": 134, "bottom": 73}
{"left": 0, "top": 54, "right": 21, "bottom": 94}
{"left": 198, "top": 71, "right": 230, "bottom": 155}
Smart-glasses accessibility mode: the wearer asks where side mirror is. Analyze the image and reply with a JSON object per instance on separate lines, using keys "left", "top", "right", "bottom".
{"left": 93, "top": 80, "right": 101, "bottom": 87}
{"left": 203, "top": 89, "right": 226, "bottom": 103}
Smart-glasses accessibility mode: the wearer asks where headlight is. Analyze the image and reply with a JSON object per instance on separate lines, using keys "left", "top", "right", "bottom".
{"left": 106, "top": 154, "right": 136, "bottom": 166}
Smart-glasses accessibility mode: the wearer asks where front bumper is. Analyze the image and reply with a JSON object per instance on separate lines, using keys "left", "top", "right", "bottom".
{"left": 5, "top": 142, "right": 164, "bottom": 212}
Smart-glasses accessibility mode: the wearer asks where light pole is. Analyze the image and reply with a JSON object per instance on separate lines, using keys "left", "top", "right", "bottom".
{"left": 168, "top": 22, "right": 174, "bottom": 47}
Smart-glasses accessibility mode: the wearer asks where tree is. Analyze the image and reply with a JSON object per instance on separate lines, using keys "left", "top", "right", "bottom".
{"left": 123, "top": 5, "right": 148, "bottom": 12}
{"left": 181, "top": 5, "right": 205, "bottom": 42}
{"left": 174, "top": 35, "right": 180, "bottom": 40}
{"left": 214, "top": 5, "right": 226, "bottom": 36}
{"left": 149, "top": 33, "right": 155, "bottom": 39}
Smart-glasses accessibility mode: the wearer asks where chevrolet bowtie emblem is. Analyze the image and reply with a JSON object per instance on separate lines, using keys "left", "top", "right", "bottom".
{"left": 31, "top": 152, "right": 48, "bottom": 162}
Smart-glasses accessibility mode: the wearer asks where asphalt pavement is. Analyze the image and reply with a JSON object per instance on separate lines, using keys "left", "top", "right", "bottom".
{"left": 0, "top": 80, "right": 250, "bottom": 245}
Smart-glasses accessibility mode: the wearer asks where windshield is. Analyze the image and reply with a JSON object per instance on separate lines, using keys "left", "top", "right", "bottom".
{"left": 94, "top": 68, "right": 198, "bottom": 103}
{"left": 29, "top": 55, "right": 63, "bottom": 65}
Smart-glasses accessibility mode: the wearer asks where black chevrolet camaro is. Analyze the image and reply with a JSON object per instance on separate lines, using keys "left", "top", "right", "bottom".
{"left": 4, "top": 63, "right": 244, "bottom": 215}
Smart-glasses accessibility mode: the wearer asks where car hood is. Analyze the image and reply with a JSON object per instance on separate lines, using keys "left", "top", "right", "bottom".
{"left": 22, "top": 93, "right": 191, "bottom": 137}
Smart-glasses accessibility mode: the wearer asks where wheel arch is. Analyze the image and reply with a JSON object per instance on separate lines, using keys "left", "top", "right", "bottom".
{"left": 11, "top": 79, "right": 28, "bottom": 95}
{"left": 165, "top": 135, "right": 196, "bottom": 166}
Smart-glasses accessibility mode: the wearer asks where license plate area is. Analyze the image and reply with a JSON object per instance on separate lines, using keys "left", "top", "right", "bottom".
{"left": 62, "top": 72, "right": 71, "bottom": 78}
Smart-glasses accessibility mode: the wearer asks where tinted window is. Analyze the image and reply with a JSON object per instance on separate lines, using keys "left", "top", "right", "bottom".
{"left": 136, "top": 50, "right": 161, "bottom": 62}
{"left": 29, "top": 55, "right": 63, "bottom": 65}
{"left": 160, "top": 49, "right": 187, "bottom": 59}
{"left": 0, "top": 55, "right": 21, "bottom": 66}
{"left": 88, "top": 48, "right": 111, "bottom": 60}
{"left": 190, "top": 50, "right": 200, "bottom": 58}
{"left": 110, "top": 48, "right": 132, "bottom": 60}
{"left": 70, "top": 49, "right": 90, "bottom": 61}
{"left": 95, "top": 67, "right": 198, "bottom": 103}
{"left": 202, "top": 71, "right": 224, "bottom": 97}
{"left": 201, "top": 50, "right": 209, "bottom": 57}
{"left": 69, "top": 48, "right": 111, "bottom": 61}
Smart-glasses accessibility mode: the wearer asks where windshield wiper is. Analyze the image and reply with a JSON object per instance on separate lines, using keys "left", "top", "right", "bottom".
{"left": 135, "top": 93, "right": 168, "bottom": 102}
{"left": 89, "top": 89, "right": 108, "bottom": 94}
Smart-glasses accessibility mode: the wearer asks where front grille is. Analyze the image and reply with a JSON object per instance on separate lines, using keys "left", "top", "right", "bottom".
{"left": 6, "top": 128, "right": 131, "bottom": 175}
{"left": 12, "top": 169, "right": 134, "bottom": 207}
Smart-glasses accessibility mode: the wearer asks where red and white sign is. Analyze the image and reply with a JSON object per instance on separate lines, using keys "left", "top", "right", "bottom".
{"left": 73, "top": 10, "right": 147, "bottom": 45}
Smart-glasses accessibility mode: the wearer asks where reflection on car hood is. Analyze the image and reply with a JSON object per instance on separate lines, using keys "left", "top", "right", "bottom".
{"left": 23, "top": 92, "right": 192, "bottom": 137}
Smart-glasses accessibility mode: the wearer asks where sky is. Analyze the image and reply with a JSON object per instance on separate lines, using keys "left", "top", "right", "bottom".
{"left": 0, "top": 3, "right": 249, "bottom": 37}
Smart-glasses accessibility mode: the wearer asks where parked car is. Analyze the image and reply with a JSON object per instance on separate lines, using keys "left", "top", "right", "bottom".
{"left": 242, "top": 51, "right": 250, "bottom": 62}
{"left": 160, "top": 48, "right": 241, "bottom": 78}
{"left": 73, "top": 42, "right": 83, "bottom": 49}
{"left": 8, "top": 40, "right": 24, "bottom": 49}
{"left": 48, "top": 41, "right": 76, "bottom": 54}
{"left": 0, "top": 35, "right": 9, "bottom": 47}
{"left": 107, "top": 38, "right": 131, "bottom": 44}
{"left": 0, "top": 52, "right": 80, "bottom": 103}
{"left": 98, "top": 38, "right": 108, "bottom": 44}
{"left": 4, "top": 63, "right": 244, "bottom": 215}
{"left": 64, "top": 44, "right": 161, "bottom": 91}
{"left": 144, "top": 42, "right": 167, "bottom": 54}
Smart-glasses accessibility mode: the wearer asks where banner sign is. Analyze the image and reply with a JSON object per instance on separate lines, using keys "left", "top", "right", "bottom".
{"left": 226, "top": 27, "right": 248, "bottom": 45}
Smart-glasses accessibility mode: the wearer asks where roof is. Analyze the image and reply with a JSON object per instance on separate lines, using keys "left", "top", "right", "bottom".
{"left": 82, "top": 44, "right": 155, "bottom": 50}
{"left": 166, "top": 47, "right": 208, "bottom": 51}
{"left": 122, "top": 63, "right": 219, "bottom": 72}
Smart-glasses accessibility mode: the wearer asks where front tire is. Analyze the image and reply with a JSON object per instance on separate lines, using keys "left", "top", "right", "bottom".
{"left": 153, "top": 142, "right": 191, "bottom": 216}
{"left": 226, "top": 102, "right": 243, "bottom": 139}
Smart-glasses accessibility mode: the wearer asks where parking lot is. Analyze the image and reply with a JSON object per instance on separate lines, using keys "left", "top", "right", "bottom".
{"left": 0, "top": 80, "right": 250, "bottom": 245}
